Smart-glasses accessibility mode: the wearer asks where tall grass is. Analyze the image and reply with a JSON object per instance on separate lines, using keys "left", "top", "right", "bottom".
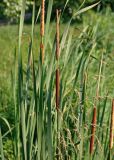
{"left": 0, "top": 0, "right": 114, "bottom": 159}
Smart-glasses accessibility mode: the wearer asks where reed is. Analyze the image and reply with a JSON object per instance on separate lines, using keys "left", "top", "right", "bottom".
{"left": 90, "top": 107, "right": 97, "bottom": 155}
{"left": 56, "top": 68, "right": 60, "bottom": 110}
{"left": 56, "top": 9, "right": 60, "bottom": 110}
{"left": 56, "top": 9, "right": 60, "bottom": 60}
{"left": 40, "top": 42, "right": 44, "bottom": 64}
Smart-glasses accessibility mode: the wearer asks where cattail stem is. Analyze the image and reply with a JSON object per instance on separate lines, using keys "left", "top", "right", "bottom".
{"left": 109, "top": 99, "right": 114, "bottom": 149}
{"left": 40, "top": 0, "right": 45, "bottom": 64}
{"left": 90, "top": 107, "right": 97, "bottom": 155}
{"left": 56, "top": 10, "right": 61, "bottom": 160}
{"left": 56, "top": 9, "right": 60, "bottom": 60}
{"left": 56, "top": 9, "right": 60, "bottom": 110}
{"left": 56, "top": 69, "right": 60, "bottom": 110}
{"left": 40, "top": 43, "right": 44, "bottom": 64}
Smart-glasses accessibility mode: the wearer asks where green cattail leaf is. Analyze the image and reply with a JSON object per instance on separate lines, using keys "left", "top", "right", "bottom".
{"left": 73, "top": 2, "right": 100, "bottom": 18}
{"left": 0, "top": 127, "right": 4, "bottom": 160}
{"left": 47, "top": 76, "right": 53, "bottom": 160}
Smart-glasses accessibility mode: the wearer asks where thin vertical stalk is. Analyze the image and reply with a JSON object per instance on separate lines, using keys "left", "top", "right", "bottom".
{"left": 40, "top": 43, "right": 44, "bottom": 64}
{"left": 56, "top": 9, "right": 60, "bottom": 110}
{"left": 40, "top": 0, "right": 45, "bottom": 64}
{"left": 0, "top": 127, "right": 4, "bottom": 160}
{"left": 90, "top": 107, "right": 97, "bottom": 155}
{"left": 56, "top": 9, "right": 61, "bottom": 160}
{"left": 95, "top": 53, "right": 103, "bottom": 105}
{"left": 109, "top": 99, "right": 114, "bottom": 149}
{"left": 56, "top": 69, "right": 60, "bottom": 110}
{"left": 90, "top": 52, "right": 104, "bottom": 155}
{"left": 56, "top": 9, "right": 60, "bottom": 61}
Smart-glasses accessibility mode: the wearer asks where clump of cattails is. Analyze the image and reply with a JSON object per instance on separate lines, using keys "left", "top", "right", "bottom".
{"left": 109, "top": 99, "right": 114, "bottom": 149}
{"left": 40, "top": 0, "right": 45, "bottom": 64}
{"left": 90, "top": 107, "right": 97, "bottom": 155}
{"left": 56, "top": 9, "right": 61, "bottom": 110}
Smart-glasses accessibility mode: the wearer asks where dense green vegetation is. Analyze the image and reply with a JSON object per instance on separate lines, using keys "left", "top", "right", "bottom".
{"left": 0, "top": 0, "right": 114, "bottom": 159}
{"left": 0, "top": 0, "right": 114, "bottom": 21}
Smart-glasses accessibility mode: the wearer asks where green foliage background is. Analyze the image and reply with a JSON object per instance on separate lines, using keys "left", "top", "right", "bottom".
{"left": 0, "top": 0, "right": 114, "bottom": 22}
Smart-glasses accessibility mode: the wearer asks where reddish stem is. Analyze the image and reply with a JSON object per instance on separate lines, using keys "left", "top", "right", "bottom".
{"left": 90, "top": 107, "right": 97, "bottom": 155}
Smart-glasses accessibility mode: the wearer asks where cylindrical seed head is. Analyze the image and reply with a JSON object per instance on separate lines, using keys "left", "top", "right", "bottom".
{"left": 90, "top": 107, "right": 97, "bottom": 155}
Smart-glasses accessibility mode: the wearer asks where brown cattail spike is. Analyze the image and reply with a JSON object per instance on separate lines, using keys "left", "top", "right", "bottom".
{"left": 56, "top": 69, "right": 60, "bottom": 110}
{"left": 40, "top": 0, "right": 45, "bottom": 36}
{"left": 109, "top": 99, "right": 114, "bottom": 149}
{"left": 90, "top": 107, "right": 97, "bottom": 155}
{"left": 56, "top": 9, "right": 60, "bottom": 60}
{"left": 40, "top": 0, "right": 45, "bottom": 64}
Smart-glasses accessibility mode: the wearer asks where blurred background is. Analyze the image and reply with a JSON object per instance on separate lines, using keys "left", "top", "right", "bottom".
{"left": 0, "top": 0, "right": 114, "bottom": 24}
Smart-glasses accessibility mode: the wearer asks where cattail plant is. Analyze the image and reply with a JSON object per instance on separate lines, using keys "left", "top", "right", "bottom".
{"left": 89, "top": 54, "right": 103, "bottom": 155}
{"left": 40, "top": 0, "right": 45, "bottom": 64}
{"left": 56, "top": 9, "right": 60, "bottom": 110}
{"left": 55, "top": 9, "right": 61, "bottom": 160}
{"left": 90, "top": 107, "right": 97, "bottom": 155}
{"left": 109, "top": 99, "right": 114, "bottom": 149}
